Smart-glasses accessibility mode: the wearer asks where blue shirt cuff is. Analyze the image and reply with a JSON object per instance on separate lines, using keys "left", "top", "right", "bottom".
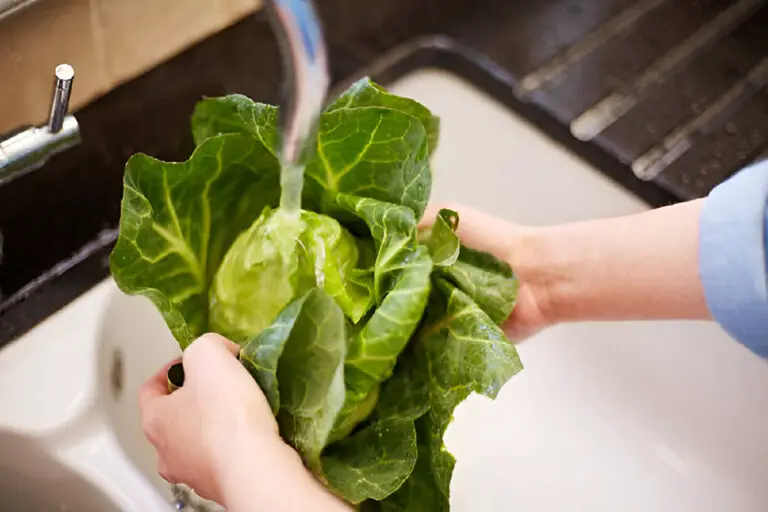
{"left": 699, "top": 161, "right": 768, "bottom": 356}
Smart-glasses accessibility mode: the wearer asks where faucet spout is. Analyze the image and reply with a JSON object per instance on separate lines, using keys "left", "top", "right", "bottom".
{"left": 266, "top": 0, "right": 330, "bottom": 169}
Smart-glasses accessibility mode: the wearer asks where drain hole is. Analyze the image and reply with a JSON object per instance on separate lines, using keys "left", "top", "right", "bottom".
{"left": 110, "top": 348, "right": 124, "bottom": 400}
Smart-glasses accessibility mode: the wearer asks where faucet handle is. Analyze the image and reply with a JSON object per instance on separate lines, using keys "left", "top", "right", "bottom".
{"left": 0, "top": 64, "right": 81, "bottom": 184}
{"left": 48, "top": 64, "right": 75, "bottom": 133}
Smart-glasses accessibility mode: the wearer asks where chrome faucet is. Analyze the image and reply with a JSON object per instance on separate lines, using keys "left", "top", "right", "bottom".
{"left": 266, "top": 0, "right": 330, "bottom": 169}
{"left": 0, "top": 0, "right": 329, "bottom": 188}
{"left": 0, "top": 64, "right": 80, "bottom": 185}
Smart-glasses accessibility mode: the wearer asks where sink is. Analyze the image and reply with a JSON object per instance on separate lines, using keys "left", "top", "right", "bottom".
{"left": 2, "top": 67, "right": 768, "bottom": 511}
{"left": 96, "top": 289, "right": 180, "bottom": 501}
{"left": 0, "top": 429, "right": 121, "bottom": 511}
{"left": 0, "top": 281, "right": 176, "bottom": 511}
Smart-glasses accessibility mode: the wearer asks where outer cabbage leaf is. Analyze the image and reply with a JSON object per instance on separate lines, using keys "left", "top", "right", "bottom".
{"left": 326, "top": 77, "right": 441, "bottom": 157}
{"left": 440, "top": 246, "right": 519, "bottom": 325}
{"left": 371, "top": 276, "right": 522, "bottom": 511}
{"left": 192, "top": 79, "right": 439, "bottom": 158}
{"left": 109, "top": 134, "right": 280, "bottom": 347}
{"left": 322, "top": 417, "right": 418, "bottom": 504}
{"left": 418, "top": 208, "right": 460, "bottom": 267}
{"left": 241, "top": 289, "right": 347, "bottom": 474}
{"left": 309, "top": 98, "right": 430, "bottom": 218}
{"left": 239, "top": 294, "right": 308, "bottom": 414}
{"left": 419, "top": 209, "right": 518, "bottom": 325}
{"left": 191, "top": 94, "right": 279, "bottom": 152}
{"left": 336, "top": 194, "right": 423, "bottom": 300}
{"left": 370, "top": 436, "right": 449, "bottom": 512}
{"left": 188, "top": 79, "right": 435, "bottom": 218}
{"left": 373, "top": 349, "right": 430, "bottom": 423}
{"left": 329, "top": 382, "right": 382, "bottom": 444}
{"left": 330, "top": 195, "right": 432, "bottom": 439}
{"left": 418, "top": 278, "right": 523, "bottom": 497}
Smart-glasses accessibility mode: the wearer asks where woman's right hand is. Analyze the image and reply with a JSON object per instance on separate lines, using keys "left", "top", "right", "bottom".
{"left": 422, "top": 198, "right": 710, "bottom": 333}
{"left": 420, "top": 204, "right": 553, "bottom": 340}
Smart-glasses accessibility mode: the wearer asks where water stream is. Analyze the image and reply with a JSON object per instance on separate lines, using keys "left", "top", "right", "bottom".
{"left": 279, "top": 159, "right": 305, "bottom": 215}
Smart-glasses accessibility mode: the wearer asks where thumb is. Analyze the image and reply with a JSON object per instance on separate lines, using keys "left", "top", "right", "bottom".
{"left": 420, "top": 203, "right": 521, "bottom": 263}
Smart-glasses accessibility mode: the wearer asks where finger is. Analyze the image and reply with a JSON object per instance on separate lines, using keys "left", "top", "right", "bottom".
{"left": 138, "top": 357, "right": 181, "bottom": 411}
{"left": 417, "top": 203, "right": 441, "bottom": 228}
{"left": 182, "top": 332, "right": 241, "bottom": 375}
{"left": 503, "top": 321, "right": 538, "bottom": 343}
{"left": 206, "top": 332, "right": 241, "bottom": 356}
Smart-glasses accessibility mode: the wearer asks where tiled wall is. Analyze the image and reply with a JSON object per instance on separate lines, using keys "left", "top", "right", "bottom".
{"left": 0, "top": 0, "right": 260, "bottom": 133}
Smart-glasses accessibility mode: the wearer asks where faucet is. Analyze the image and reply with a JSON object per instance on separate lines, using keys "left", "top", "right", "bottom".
{"left": 0, "top": 64, "right": 80, "bottom": 185}
{"left": 0, "top": 0, "right": 329, "bottom": 187}
{"left": 266, "top": 0, "right": 330, "bottom": 169}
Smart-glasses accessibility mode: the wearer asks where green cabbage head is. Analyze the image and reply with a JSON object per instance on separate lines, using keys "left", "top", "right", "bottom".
{"left": 110, "top": 78, "right": 523, "bottom": 511}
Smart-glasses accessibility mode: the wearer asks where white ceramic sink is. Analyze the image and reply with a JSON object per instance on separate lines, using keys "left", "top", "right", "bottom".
{"left": 0, "top": 282, "right": 177, "bottom": 511}
{"left": 2, "top": 67, "right": 768, "bottom": 511}
{"left": 0, "top": 429, "right": 122, "bottom": 511}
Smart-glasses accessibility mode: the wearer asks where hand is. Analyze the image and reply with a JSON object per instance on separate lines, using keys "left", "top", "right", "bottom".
{"left": 421, "top": 199, "right": 709, "bottom": 332}
{"left": 139, "top": 333, "right": 351, "bottom": 511}
{"left": 139, "top": 333, "right": 289, "bottom": 503}
{"left": 420, "top": 203, "right": 553, "bottom": 340}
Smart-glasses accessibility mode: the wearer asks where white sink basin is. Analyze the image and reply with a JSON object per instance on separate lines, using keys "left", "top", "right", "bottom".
{"left": 0, "top": 429, "right": 122, "bottom": 511}
{"left": 0, "top": 282, "right": 177, "bottom": 511}
{"left": 2, "top": 67, "right": 767, "bottom": 511}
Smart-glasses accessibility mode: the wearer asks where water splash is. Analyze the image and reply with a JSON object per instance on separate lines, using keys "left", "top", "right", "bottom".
{"left": 170, "top": 484, "right": 224, "bottom": 511}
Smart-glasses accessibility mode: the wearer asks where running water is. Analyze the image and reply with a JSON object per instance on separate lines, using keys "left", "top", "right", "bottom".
{"left": 279, "top": 159, "right": 305, "bottom": 215}
{"left": 275, "top": 157, "right": 330, "bottom": 288}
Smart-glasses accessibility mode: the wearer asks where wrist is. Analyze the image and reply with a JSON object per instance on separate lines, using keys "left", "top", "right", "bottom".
{"left": 213, "top": 432, "right": 295, "bottom": 497}
{"left": 507, "top": 227, "right": 561, "bottom": 326}
{"left": 214, "top": 433, "right": 348, "bottom": 511}
{"left": 510, "top": 201, "right": 709, "bottom": 325}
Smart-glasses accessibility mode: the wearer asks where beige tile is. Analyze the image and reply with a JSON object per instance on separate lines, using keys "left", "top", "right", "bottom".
{"left": 0, "top": 0, "right": 103, "bottom": 132}
{"left": 0, "top": 0, "right": 260, "bottom": 134}
{"left": 90, "top": 0, "right": 260, "bottom": 85}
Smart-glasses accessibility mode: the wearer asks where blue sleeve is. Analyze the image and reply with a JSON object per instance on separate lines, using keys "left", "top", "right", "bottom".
{"left": 699, "top": 160, "right": 768, "bottom": 356}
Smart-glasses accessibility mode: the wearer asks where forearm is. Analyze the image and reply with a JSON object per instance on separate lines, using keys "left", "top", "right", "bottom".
{"left": 217, "top": 439, "right": 351, "bottom": 512}
{"left": 516, "top": 199, "right": 710, "bottom": 324}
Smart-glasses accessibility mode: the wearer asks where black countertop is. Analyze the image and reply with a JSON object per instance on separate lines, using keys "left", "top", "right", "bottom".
{"left": 0, "top": 0, "right": 766, "bottom": 347}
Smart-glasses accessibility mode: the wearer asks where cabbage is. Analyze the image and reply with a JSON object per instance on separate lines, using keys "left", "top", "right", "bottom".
{"left": 110, "top": 78, "right": 523, "bottom": 510}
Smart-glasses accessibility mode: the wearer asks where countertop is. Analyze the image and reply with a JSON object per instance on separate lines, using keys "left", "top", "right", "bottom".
{"left": 0, "top": 0, "right": 766, "bottom": 347}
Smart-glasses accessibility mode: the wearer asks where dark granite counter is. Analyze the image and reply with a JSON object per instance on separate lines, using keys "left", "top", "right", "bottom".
{"left": 0, "top": 0, "right": 766, "bottom": 347}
